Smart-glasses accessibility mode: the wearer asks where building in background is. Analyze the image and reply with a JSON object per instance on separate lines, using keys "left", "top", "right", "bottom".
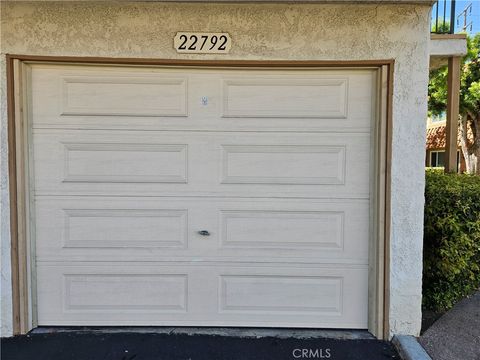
{"left": 426, "top": 116, "right": 475, "bottom": 172}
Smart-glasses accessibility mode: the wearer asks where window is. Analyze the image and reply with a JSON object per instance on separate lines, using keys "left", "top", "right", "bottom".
{"left": 430, "top": 111, "right": 446, "bottom": 123}
{"left": 429, "top": 150, "right": 461, "bottom": 171}
{"left": 430, "top": 151, "right": 445, "bottom": 167}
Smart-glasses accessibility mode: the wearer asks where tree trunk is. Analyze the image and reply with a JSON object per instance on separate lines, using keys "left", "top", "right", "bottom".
{"left": 473, "top": 115, "right": 480, "bottom": 175}
{"left": 459, "top": 115, "right": 473, "bottom": 173}
{"left": 459, "top": 113, "right": 480, "bottom": 175}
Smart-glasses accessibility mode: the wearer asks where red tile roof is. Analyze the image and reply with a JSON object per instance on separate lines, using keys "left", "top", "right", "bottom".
{"left": 426, "top": 125, "right": 448, "bottom": 149}
{"left": 426, "top": 123, "right": 473, "bottom": 150}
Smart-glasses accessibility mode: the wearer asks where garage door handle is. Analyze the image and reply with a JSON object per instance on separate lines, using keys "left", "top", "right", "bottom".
{"left": 198, "top": 230, "right": 210, "bottom": 236}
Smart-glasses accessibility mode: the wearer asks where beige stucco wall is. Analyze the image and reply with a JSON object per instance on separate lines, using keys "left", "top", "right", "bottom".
{"left": 0, "top": 1, "right": 431, "bottom": 338}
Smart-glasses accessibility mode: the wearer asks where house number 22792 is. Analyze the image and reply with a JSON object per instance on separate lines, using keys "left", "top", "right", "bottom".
{"left": 174, "top": 32, "right": 231, "bottom": 54}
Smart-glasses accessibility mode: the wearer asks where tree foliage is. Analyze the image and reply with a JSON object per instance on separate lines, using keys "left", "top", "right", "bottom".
{"left": 461, "top": 35, "right": 480, "bottom": 118}
{"left": 431, "top": 21, "right": 452, "bottom": 35}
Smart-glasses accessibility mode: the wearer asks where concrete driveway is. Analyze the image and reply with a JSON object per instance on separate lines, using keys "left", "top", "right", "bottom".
{"left": 420, "top": 291, "right": 480, "bottom": 360}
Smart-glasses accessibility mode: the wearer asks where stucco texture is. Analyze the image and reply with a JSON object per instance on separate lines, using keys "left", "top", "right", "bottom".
{"left": 0, "top": 1, "right": 430, "bottom": 338}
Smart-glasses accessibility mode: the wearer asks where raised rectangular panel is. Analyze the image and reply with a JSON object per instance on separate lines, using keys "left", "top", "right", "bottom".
{"left": 36, "top": 264, "right": 367, "bottom": 327}
{"left": 61, "top": 76, "right": 187, "bottom": 116}
{"left": 220, "top": 210, "right": 344, "bottom": 250}
{"left": 64, "top": 274, "right": 187, "bottom": 312}
{"left": 63, "top": 143, "right": 187, "bottom": 183}
{"left": 34, "top": 197, "right": 368, "bottom": 263}
{"left": 222, "top": 78, "right": 348, "bottom": 118}
{"left": 63, "top": 209, "right": 187, "bottom": 248}
{"left": 221, "top": 145, "right": 346, "bottom": 185}
{"left": 219, "top": 275, "right": 343, "bottom": 314}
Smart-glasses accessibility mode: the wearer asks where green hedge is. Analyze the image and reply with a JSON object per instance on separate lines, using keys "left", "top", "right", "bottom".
{"left": 423, "top": 169, "right": 480, "bottom": 311}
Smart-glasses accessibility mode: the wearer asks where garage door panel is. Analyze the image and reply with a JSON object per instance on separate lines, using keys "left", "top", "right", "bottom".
{"left": 63, "top": 143, "right": 188, "bottom": 183}
{"left": 32, "top": 66, "right": 189, "bottom": 119}
{"left": 63, "top": 274, "right": 188, "bottom": 312}
{"left": 222, "top": 77, "right": 348, "bottom": 118}
{"left": 35, "top": 197, "right": 368, "bottom": 263}
{"left": 36, "top": 263, "right": 368, "bottom": 328}
{"left": 219, "top": 209, "right": 344, "bottom": 250}
{"left": 61, "top": 76, "right": 188, "bottom": 117}
{"left": 32, "top": 64, "right": 374, "bottom": 329}
{"left": 216, "top": 201, "right": 368, "bottom": 258}
{"left": 221, "top": 145, "right": 345, "bottom": 185}
{"left": 33, "top": 130, "right": 370, "bottom": 198}
{"left": 219, "top": 275, "right": 342, "bottom": 314}
{"left": 62, "top": 208, "right": 188, "bottom": 249}
{"left": 30, "top": 65, "right": 374, "bottom": 132}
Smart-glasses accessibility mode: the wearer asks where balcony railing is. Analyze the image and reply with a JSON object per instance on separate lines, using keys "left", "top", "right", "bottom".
{"left": 431, "top": 0, "right": 456, "bottom": 34}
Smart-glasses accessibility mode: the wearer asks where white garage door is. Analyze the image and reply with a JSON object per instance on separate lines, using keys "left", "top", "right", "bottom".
{"left": 31, "top": 64, "right": 375, "bottom": 328}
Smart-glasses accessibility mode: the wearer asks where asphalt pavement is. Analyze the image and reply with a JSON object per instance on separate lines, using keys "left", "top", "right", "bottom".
{"left": 1, "top": 329, "right": 399, "bottom": 360}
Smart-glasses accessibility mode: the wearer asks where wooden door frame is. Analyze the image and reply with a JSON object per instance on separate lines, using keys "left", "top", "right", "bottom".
{"left": 6, "top": 54, "right": 394, "bottom": 339}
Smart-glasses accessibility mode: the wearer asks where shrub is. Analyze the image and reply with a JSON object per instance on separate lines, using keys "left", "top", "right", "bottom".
{"left": 423, "top": 169, "right": 480, "bottom": 311}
